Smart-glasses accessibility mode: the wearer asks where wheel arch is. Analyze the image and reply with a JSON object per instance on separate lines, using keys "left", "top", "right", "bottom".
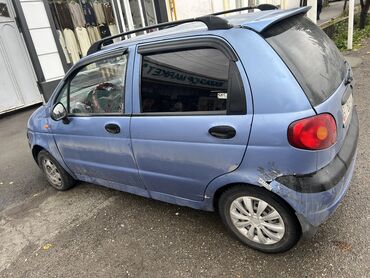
{"left": 212, "top": 182, "right": 244, "bottom": 211}
{"left": 32, "top": 144, "right": 45, "bottom": 164}
{"left": 212, "top": 182, "right": 300, "bottom": 224}
{"left": 30, "top": 137, "right": 76, "bottom": 179}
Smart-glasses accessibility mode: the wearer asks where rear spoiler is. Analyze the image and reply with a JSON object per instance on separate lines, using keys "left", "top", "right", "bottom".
{"left": 241, "top": 6, "right": 311, "bottom": 33}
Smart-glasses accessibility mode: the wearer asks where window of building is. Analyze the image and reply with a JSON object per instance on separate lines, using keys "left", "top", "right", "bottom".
{"left": 140, "top": 48, "right": 230, "bottom": 113}
{"left": 48, "top": 0, "right": 159, "bottom": 65}
{"left": 49, "top": 0, "right": 120, "bottom": 64}
{"left": 0, "top": 3, "right": 10, "bottom": 18}
{"left": 56, "top": 53, "right": 128, "bottom": 115}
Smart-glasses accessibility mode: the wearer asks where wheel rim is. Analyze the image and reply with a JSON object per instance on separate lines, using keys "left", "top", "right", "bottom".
{"left": 230, "top": 196, "right": 285, "bottom": 245}
{"left": 42, "top": 158, "right": 62, "bottom": 187}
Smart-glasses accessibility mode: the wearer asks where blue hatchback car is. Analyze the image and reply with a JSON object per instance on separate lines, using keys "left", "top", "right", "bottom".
{"left": 27, "top": 5, "right": 358, "bottom": 253}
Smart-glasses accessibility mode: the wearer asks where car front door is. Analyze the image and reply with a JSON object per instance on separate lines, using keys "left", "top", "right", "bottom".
{"left": 130, "top": 38, "right": 253, "bottom": 201}
{"left": 49, "top": 49, "right": 143, "bottom": 190}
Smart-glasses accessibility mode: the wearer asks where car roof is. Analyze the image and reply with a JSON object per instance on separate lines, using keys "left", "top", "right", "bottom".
{"left": 82, "top": 6, "right": 309, "bottom": 62}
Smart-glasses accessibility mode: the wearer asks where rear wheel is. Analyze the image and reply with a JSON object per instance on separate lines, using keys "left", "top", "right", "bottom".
{"left": 37, "top": 150, "right": 75, "bottom": 191}
{"left": 218, "top": 185, "right": 301, "bottom": 253}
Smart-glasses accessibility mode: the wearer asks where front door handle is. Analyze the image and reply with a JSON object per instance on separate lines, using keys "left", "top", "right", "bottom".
{"left": 105, "top": 123, "right": 121, "bottom": 134}
{"left": 209, "top": 125, "right": 236, "bottom": 139}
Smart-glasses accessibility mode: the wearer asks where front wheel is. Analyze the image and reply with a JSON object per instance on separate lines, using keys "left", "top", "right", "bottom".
{"left": 218, "top": 185, "right": 301, "bottom": 253}
{"left": 37, "top": 150, "right": 75, "bottom": 191}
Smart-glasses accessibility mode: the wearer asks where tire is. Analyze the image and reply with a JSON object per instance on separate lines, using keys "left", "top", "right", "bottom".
{"left": 37, "top": 150, "right": 75, "bottom": 191}
{"left": 218, "top": 185, "right": 301, "bottom": 253}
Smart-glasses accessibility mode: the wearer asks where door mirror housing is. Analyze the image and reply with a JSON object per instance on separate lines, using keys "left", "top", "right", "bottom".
{"left": 51, "top": 102, "right": 68, "bottom": 122}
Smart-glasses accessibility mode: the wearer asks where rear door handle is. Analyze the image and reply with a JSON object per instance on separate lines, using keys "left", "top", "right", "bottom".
{"left": 209, "top": 125, "right": 236, "bottom": 139}
{"left": 105, "top": 123, "right": 121, "bottom": 134}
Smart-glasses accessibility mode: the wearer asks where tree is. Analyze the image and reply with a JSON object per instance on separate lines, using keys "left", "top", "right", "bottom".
{"left": 359, "top": 0, "right": 370, "bottom": 29}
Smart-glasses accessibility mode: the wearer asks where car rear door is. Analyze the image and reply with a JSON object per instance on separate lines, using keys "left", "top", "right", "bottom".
{"left": 49, "top": 49, "right": 143, "bottom": 190}
{"left": 130, "top": 37, "right": 253, "bottom": 201}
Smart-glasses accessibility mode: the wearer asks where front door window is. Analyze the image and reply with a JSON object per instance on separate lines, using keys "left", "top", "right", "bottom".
{"left": 56, "top": 53, "right": 128, "bottom": 115}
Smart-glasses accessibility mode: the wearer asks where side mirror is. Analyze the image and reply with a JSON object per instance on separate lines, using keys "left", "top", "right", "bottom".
{"left": 51, "top": 102, "right": 68, "bottom": 122}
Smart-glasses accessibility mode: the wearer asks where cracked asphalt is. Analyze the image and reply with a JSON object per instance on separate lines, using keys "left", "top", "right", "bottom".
{"left": 1, "top": 42, "right": 369, "bottom": 277}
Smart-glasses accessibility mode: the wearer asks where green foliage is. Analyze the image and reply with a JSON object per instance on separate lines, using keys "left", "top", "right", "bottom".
{"left": 332, "top": 15, "right": 370, "bottom": 51}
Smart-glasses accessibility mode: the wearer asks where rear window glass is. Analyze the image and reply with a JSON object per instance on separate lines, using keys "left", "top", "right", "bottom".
{"left": 263, "top": 15, "right": 346, "bottom": 106}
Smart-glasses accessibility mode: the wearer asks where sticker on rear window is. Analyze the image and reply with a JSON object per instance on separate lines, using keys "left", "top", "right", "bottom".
{"left": 217, "top": 92, "right": 227, "bottom": 99}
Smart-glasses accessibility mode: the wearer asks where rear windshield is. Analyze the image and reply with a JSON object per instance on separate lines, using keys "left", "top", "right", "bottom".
{"left": 262, "top": 15, "right": 346, "bottom": 106}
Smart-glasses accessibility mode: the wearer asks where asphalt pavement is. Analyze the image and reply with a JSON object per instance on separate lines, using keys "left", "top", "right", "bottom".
{"left": 0, "top": 42, "right": 369, "bottom": 278}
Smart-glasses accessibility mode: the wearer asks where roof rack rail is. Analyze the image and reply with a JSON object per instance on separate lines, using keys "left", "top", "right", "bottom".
{"left": 87, "top": 4, "right": 278, "bottom": 55}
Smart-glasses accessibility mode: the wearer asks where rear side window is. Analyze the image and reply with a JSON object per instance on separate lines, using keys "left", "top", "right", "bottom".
{"left": 140, "top": 48, "right": 230, "bottom": 113}
{"left": 263, "top": 15, "right": 346, "bottom": 106}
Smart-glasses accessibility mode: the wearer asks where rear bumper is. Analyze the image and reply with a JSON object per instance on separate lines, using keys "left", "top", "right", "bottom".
{"left": 272, "top": 109, "right": 359, "bottom": 237}
{"left": 296, "top": 153, "right": 356, "bottom": 238}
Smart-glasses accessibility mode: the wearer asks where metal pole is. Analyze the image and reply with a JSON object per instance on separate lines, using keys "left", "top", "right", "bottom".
{"left": 307, "top": 0, "right": 317, "bottom": 24}
{"left": 348, "top": 0, "right": 354, "bottom": 49}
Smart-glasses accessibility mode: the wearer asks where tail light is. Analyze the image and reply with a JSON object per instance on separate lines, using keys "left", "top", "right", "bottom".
{"left": 288, "top": 114, "right": 337, "bottom": 150}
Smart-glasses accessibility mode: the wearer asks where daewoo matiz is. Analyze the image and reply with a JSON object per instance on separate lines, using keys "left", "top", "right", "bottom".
{"left": 27, "top": 5, "right": 358, "bottom": 253}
